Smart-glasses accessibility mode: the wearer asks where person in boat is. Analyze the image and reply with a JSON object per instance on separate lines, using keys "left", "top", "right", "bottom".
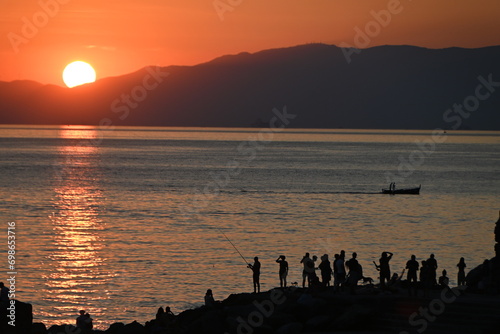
{"left": 457, "top": 257, "right": 467, "bottom": 286}
{"left": 276, "top": 255, "right": 289, "bottom": 288}
{"left": 319, "top": 254, "right": 333, "bottom": 287}
{"left": 376, "top": 251, "right": 394, "bottom": 288}
{"left": 248, "top": 257, "right": 261, "bottom": 293}
{"left": 406, "top": 255, "right": 419, "bottom": 296}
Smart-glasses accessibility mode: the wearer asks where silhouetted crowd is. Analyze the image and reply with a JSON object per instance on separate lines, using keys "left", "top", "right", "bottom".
{"left": 241, "top": 251, "right": 468, "bottom": 296}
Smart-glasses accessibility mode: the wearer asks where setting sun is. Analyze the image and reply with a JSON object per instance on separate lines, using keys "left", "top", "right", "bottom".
{"left": 62, "top": 61, "right": 96, "bottom": 88}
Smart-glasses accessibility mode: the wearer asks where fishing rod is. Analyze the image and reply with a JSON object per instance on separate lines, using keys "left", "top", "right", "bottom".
{"left": 217, "top": 228, "right": 250, "bottom": 266}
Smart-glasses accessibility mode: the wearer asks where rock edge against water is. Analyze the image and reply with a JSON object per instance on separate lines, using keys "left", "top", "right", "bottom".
{"left": 2, "top": 279, "right": 500, "bottom": 334}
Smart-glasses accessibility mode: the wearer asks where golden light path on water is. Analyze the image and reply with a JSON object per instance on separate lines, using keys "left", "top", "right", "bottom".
{"left": 41, "top": 127, "right": 113, "bottom": 328}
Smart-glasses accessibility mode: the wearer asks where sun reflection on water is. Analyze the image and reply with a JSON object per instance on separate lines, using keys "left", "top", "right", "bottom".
{"left": 43, "top": 127, "right": 111, "bottom": 327}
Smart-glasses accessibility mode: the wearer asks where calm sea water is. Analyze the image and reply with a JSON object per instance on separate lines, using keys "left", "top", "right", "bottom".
{"left": 0, "top": 125, "right": 499, "bottom": 329}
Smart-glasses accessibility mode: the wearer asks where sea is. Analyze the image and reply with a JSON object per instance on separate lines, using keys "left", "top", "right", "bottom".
{"left": 0, "top": 125, "right": 499, "bottom": 329}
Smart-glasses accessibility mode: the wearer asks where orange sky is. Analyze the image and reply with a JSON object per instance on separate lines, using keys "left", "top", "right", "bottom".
{"left": 1, "top": 0, "right": 500, "bottom": 86}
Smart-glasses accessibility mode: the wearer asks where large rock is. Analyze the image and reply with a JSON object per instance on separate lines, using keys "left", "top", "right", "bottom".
{"left": 122, "top": 320, "right": 146, "bottom": 334}
{"left": 105, "top": 322, "right": 125, "bottom": 333}
{"left": 47, "top": 324, "right": 77, "bottom": 334}
{"left": 31, "top": 322, "right": 47, "bottom": 334}
{"left": 1, "top": 300, "right": 33, "bottom": 333}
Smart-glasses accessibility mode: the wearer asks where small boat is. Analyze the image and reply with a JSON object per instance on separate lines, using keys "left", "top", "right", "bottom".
{"left": 382, "top": 185, "right": 421, "bottom": 195}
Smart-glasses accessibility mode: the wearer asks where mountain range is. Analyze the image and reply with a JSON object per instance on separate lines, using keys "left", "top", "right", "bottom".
{"left": 1, "top": 44, "right": 500, "bottom": 130}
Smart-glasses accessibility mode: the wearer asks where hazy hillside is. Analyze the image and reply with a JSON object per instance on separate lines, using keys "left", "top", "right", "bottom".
{"left": 1, "top": 44, "right": 499, "bottom": 130}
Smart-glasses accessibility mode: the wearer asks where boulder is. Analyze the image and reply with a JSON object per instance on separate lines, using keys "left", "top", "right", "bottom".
{"left": 31, "top": 322, "right": 47, "bottom": 334}
{"left": 47, "top": 324, "right": 74, "bottom": 334}
{"left": 105, "top": 322, "right": 125, "bottom": 333}
{"left": 1, "top": 300, "right": 33, "bottom": 333}
{"left": 122, "top": 320, "right": 146, "bottom": 334}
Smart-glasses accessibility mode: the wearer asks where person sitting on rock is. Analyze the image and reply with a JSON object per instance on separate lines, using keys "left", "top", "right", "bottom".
{"left": 76, "top": 310, "right": 93, "bottom": 333}
{"left": 438, "top": 269, "right": 450, "bottom": 289}
{"left": 164, "top": 306, "right": 176, "bottom": 324}
{"left": 76, "top": 310, "right": 87, "bottom": 329}
{"left": 205, "top": 289, "right": 215, "bottom": 307}
{"left": 84, "top": 313, "right": 93, "bottom": 331}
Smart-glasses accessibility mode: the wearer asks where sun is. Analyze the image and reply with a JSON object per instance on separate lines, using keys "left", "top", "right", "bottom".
{"left": 62, "top": 61, "right": 96, "bottom": 88}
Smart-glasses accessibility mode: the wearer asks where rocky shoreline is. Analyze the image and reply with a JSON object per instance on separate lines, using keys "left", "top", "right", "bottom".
{"left": 2, "top": 213, "right": 499, "bottom": 334}
{"left": 2, "top": 282, "right": 500, "bottom": 334}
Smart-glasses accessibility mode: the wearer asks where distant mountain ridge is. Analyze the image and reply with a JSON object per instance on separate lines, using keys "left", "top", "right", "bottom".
{"left": 1, "top": 44, "right": 500, "bottom": 130}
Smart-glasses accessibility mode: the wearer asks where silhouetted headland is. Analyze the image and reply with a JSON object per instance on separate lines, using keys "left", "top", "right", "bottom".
{"left": 1, "top": 44, "right": 500, "bottom": 129}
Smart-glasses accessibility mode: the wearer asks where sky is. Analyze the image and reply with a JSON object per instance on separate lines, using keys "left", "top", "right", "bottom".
{"left": 1, "top": 0, "right": 500, "bottom": 86}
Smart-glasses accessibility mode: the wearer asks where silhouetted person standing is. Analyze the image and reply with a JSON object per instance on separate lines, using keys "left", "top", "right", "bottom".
{"left": 333, "top": 254, "right": 345, "bottom": 292}
{"left": 319, "top": 254, "right": 333, "bottom": 287}
{"left": 300, "top": 252, "right": 312, "bottom": 288}
{"left": 427, "top": 254, "right": 438, "bottom": 285}
{"left": 276, "top": 255, "right": 289, "bottom": 288}
{"left": 311, "top": 255, "right": 319, "bottom": 280}
{"left": 346, "top": 252, "right": 361, "bottom": 294}
{"left": 420, "top": 260, "right": 431, "bottom": 297}
{"left": 377, "top": 251, "right": 393, "bottom": 288}
{"left": 457, "top": 257, "right": 467, "bottom": 286}
{"left": 248, "top": 257, "right": 261, "bottom": 293}
{"left": 406, "top": 255, "right": 419, "bottom": 296}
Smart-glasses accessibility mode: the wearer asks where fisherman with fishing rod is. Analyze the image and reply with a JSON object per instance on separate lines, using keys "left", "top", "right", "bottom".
{"left": 217, "top": 228, "right": 262, "bottom": 293}
{"left": 248, "top": 257, "right": 261, "bottom": 293}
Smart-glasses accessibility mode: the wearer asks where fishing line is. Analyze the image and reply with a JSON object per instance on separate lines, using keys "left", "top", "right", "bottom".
{"left": 217, "top": 228, "right": 250, "bottom": 266}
